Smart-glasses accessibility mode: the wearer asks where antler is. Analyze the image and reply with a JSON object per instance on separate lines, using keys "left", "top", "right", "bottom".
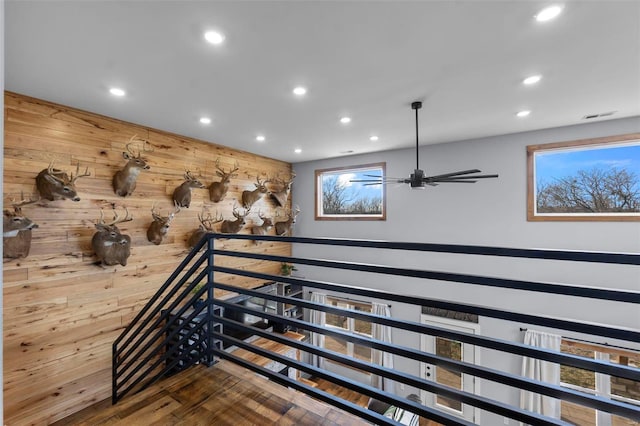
{"left": 198, "top": 210, "right": 224, "bottom": 230}
{"left": 11, "top": 192, "right": 39, "bottom": 210}
{"left": 232, "top": 203, "right": 249, "bottom": 218}
{"left": 70, "top": 162, "right": 91, "bottom": 184}
{"left": 126, "top": 135, "right": 154, "bottom": 158}
{"left": 46, "top": 161, "right": 67, "bottom": 184}
{"left": 98, "top": 206, "right": 133, "bottom": 226}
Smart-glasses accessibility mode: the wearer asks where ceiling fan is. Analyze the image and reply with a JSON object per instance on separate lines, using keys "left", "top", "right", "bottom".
{"left": 352, "top": 101, "right": 498, "bottom": 189}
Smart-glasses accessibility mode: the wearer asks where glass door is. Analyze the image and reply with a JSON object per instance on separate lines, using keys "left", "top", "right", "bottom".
{"left": 420, "top": 316, "right": 480, "bottom": 423}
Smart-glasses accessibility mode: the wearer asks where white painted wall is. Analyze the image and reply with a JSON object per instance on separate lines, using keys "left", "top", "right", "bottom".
{"left": 291, "top": 117, "right": 640, "bottom": 424}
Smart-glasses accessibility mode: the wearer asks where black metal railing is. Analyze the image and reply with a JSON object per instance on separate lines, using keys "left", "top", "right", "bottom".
{"left": 112, "top": 233, "right": 640, "bottom": 426}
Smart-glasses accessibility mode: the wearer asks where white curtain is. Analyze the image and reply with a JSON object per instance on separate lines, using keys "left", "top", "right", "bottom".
{"left": 371, "top": 303, "right": 395, "bottom": 393}
{"left": 310, "top": 292, "right": 326, "bottom": 369}
{"left": 520, "top": 329, "right": 562, "bottom": 420}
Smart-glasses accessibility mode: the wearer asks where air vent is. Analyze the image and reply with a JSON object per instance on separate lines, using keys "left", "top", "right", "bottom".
{"left": 582, "top": 111, "right": 617, "bottom": 120}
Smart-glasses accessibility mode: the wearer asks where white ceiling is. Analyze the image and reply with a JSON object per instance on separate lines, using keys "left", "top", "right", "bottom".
{"left": 5, "top": 1, "right": 640, "bottom": 164}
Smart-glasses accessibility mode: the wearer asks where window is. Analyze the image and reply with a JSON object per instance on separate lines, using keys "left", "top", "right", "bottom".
{"left": 324, "top": 297, "right": 373, "bottom": 364}
{"left": 559, "top": 340, "right": 640, "bottom": 426}
{"left": 527, "top": 133, "right": 640, "bottom": 221}
{"left": 315, "top": 163, "right": 386, "bottom": 220}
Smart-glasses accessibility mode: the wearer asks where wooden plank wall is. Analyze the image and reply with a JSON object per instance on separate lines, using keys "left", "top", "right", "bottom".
{"left": 3, "top": 92, "right": 293, "bottom": 425}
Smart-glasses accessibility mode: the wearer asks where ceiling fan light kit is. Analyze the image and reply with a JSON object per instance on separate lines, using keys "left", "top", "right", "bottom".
{"left": 353, "top": 101, "right": 499, "bottom": 189}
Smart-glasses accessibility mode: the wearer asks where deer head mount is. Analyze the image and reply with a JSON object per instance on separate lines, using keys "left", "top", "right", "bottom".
{"left": 147, "top": 202, "right": 180, "bottom": 245}
{"left": 172, "top": 169, "right": 205, "bottom": 208}
{"left": 250, "top": 210, "right": 274, "bottom": 244}
{"left": 269, "top": 172, "right": 295, "bottom": 208}
{"left": 220, "top": 204, "right": 250, "bottom": 234}
{"left": 241, "top": 175, "right": 269, "bottom": 210}
{"left": 3, "top": 194, "right": 39, "bottom": 259}
{"left": 275, "top": 206, "right": 300, "bottom": 236}
{"left": 92, "top": 206, "right": 133, "bottom": 266}
{"left": 113, "top": 135, "right": 153, "bottom": 197}
{"left": 209, "top": 158, "right": 239, "bottom": 203}
{"left": 188, "top": 208, "right": 223, "bottom": 248}
{"left": 250, "top": 210, "right": 274, "bottom": 236}
{"left": 35, "top": 161, "right": 91, "bottom": 202}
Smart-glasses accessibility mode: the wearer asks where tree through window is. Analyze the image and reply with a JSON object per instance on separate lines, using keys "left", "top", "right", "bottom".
{"left": 315, "top": 163, "right": 386, "bottom": 220}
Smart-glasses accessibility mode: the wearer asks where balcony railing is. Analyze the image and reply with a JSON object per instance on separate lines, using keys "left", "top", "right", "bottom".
{"left": 112, "top": 233, "right": 639, "bottom": 426}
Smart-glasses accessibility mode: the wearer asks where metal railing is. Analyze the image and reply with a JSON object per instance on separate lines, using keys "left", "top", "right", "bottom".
{"left": 112, "top": 233, "right": 640, "bottom": 425}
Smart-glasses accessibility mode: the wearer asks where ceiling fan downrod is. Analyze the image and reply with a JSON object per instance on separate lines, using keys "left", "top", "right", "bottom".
{"left": 412, "top": 101, "right": 422, "bottom": 172}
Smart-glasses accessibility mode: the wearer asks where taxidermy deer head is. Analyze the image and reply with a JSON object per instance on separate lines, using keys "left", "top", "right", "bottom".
{"left": 147, "top": 202, "right": 180, "bottom": 245}
{"left": 250, "top": 210, "right": 274, "bottom": 237}
{"left": 220, "top": 204, "right": 250, "bottom": 234}
{"left": 269, "top": 171, "right": 295, "bottom": 208}
{"left": 35, "top": 161, "right": 91, "bottom": 202}
{"left": 3, "top": 195, "right": 39, "bottom": 259}
{"left": 241, "top": 175, "right": 269, "bottom": 209}
{"left": 113, "top": 135, "right": 153, "bottom": 197}
{"left": 209, "top": 158, "right": 239, "bottom": 203}
{"left": 275, "top": 206, "right": 300, "bottom": 236}
{"left": 173, "top": 169, "right": 205, "bottom": 208}
{"left": 187, "top": 209, "right": 223, "bottom": 248}
{"left": 92, "top": 206, "right": 133, "bottom": 266}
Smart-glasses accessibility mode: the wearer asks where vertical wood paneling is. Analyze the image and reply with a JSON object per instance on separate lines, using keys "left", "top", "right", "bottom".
{"left": 3, "top": 92, "right": 293, "bottom": 425}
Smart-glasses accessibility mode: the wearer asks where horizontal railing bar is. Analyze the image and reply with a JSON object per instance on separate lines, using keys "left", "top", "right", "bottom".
{"left": 117, "top": 315, "right": 209, "bottom": 400}
{"left": 115, "top": 254, "right": 209, "bottom": 360}
{"left": 214, "top": 297, "right": 640, "bottom": 383}
{"left": 216, "top": 335, "right": 482, "bottom": 426}
{"left": 116, "top": 269, "right": 208, "bottom": 369}
{"left": 116, "top": 283, "right": 208, "bottom": 382}
{"left": 211, "top": 234, "right": 640, "bottom": 265}
{"left": 214, "top": 351, "right": 406, "bottom": 426}
{"left": 212, "top": 250, "right": 639, "bottom": 304}
{"left": 116, "top": 300, "right": 208, "bottom": 391}
{"left": 214, "top": 328, "right": 570, "bottom": 425}
{"left": 113, "top": 237, "right": 208, "bottom": 347}
{"left": 215, "top": 313, "right": 639, "bottom": 419}
{"left": 214, "top": 267, "right": 640, "bottom": 343}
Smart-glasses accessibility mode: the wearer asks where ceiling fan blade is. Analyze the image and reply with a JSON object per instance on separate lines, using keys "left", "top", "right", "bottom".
{"left": 424, "top": 169, "right": 482, "bottom": 180}
{"left": 430, "top": 179, "right": 477, "bottom": 183}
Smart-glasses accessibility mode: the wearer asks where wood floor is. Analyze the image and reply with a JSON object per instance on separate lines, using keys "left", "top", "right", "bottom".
{"left": 53, "top": 360, "right": 369, "bottom": 426}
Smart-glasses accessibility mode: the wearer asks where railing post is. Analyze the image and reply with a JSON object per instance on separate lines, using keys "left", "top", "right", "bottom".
{"left": 205, "top": 233, "right": 216, "bottom": 366}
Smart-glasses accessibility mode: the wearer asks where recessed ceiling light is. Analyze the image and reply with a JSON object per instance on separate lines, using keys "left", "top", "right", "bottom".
{"left": 200, "top": 117, "right": 211, "bottom": 124}
{"left": 109, "top": 87, "right": 126, "bottom": 97}
{"left": 340, "top": 117, "right": 351, "bottom": 124}
{"left": 294, "top": 148, "right": 302, "bottom": 154}
{"left": 256, "top": 135, "right": 266, "bottom": 142}
{"left": 293, "top": 86, "right": 307, "bottom": 96}
{"left": 517, "top": 110, "right": 531, "bottom": 118}
{"left": 370, "top": 135, "right": 379, "bottom": 142}
{"left": 523, "top": 75, "right": 542, "bottom": 85}
{"left": 535, "top": 5, "right": 563, "bottom": 22}
{"left": 204, "top": 31, "right": 225, "bottom": 45}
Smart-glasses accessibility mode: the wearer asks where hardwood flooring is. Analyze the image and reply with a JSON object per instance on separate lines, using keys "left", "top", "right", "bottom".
{"left": 52, "top": 360, "right": 369, "bottom": 426}
{"left": 308, "top": 377, "right": 442, "bottom": 426}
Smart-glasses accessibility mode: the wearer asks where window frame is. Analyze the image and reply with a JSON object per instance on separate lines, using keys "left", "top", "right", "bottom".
{"left": 527, "top": 133, "right": 640, "bottom": 222}
{"left": 324, "top": 296, "right": 373, "bottom": 364}
{"left": 315, "top": 162, "right": 387, "bottom": 221}
{"left": 559, "top": 339, "right": 640, "bottom": 425}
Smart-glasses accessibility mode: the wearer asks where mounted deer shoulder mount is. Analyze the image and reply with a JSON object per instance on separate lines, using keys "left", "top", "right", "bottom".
{"left": 241, "top": 175, "right": 269, "bottom": 210}
{"left": 269, "top": 172, "right": 295, "bottom": 208}
{"left": 113, "top": 135, "right": 153, "bottom": 197}
{"left": 147, "top": 202, "right": 180, "bottom": 245}
{"left": 3, "top": 195, "right": 39, "bottom": 259}
{"left": 173, "top": 169, "right": 205, "bottom": 208}
{"left": 209, "top": 159, "right": 239, "bottom": 203}
{"left": 275, "top": 206, "right": 300, "bottom": 236}
{"left": 250, "top": 210, "right": 273, "bottom": 244}
{"left": 188, "top": 209, "right": 223, "bottom": 248}
{"left": 220, "top": 204, "right": 250, "bottom": 234}
{"left": 92, "top": 206, "right": 133, "bottom": 266}
{"left": 36, "top": 161, "right": 91, "bottom": 202}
